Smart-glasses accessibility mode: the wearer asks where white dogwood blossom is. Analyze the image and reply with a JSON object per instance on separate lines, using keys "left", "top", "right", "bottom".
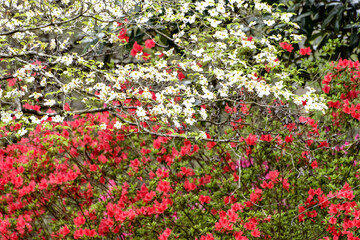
{"left": 0, "top": 0, "right": 327, "bottom": 135}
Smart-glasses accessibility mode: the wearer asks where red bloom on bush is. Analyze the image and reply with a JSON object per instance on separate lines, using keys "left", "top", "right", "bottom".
{"left": 145, "top": 39, "right": 156, "bottom": 49}
{"left": 184, "top": 179, "right": 196, "bottom": 192}
{"left": 156, "top": 180, "right": 171, "bottom": 193}
{"left": 133, "top": 41, "right": 143, "bottom": 52}
{"left": 328, "top": 204, "right": 338, "bottom": 215}
{"left": 244, "top": 221, "right": 256, "bottom": 230}
{"left": 250, "top": 188, "right": 262, "bottom": 204}
{"left": 142, "top": 52, "right": 151, "bottom": 60}
{"left": 260, "top": 181, "right": 274, "bottom": 189}
{"left": 206, "top": 141, "right": 216, "bottom": 150}
{"left": 299, "top": 47, "right": 312, "bottom": 55}
{"left": 23, "top": 103, "right": 41, "bottom": 111}
{"left": 7, "top": 78, "right": 17, "bottom": 87}
{"left": 159, "top": 228, "right": 172, "bottom": 240}
{"left": 329, "top": 217, "right": 337, "bottom": 224}
{"left": 84, "top": 229, "right": 97, "bottom": 237}
{"left": 311, "top": 160, "right": 318, "bottom": 169}
{"left": 74, "top": 229, "right": 84, "bottom": 239}
{"left": 306, "top": 210, "right": 318, "bottom": 218}
{"left": 279, "top": 42, "right": 294, "bottom": 52}
{"left": 199, "top": 195, "right": 211, "bottom": 204}
{"left": 268, "top": 170, "right": 279, "bottom": 181}
{"left": 118, "top": 28, "right": 129, "bottom": 43}
{"left": 245, "top": 134, "right": 257, "bottom": 146}
{"left": 285, "top": 135, "right": 293, "bottom": 143}
{"left": 260, "top": 134, "right": 273, "bottom": 142}
{"left": 322, "top": 84, "right": 330, "bottom": 94}
{"left": 179, "top": 167, "right": 195, "bottom": 177}
{"left": 282, "top": 178, "right": 290, "bottom": 191}
{"left": 73, "top": 216, "right": 85, "bottom": 227}
{"left": 177, "top": 70, "right": 185, "bottom": 80}
{"left": 227, "top": 209, "right": 239, "bottom": 222}
{"left": 131, "top": 41, "right": 144, "bottom": 56}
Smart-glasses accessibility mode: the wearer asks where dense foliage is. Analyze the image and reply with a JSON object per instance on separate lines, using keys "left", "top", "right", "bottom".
{"left": 0, "top": 0, "right": 359, "bottom": 239}
{"left": 276, "top": 0, "right": 360, "bottom": 61}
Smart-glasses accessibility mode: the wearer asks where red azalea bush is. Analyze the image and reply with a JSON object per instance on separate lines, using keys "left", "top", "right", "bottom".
{"left": 0, "top": 73, "right": 359, "bottom": 239}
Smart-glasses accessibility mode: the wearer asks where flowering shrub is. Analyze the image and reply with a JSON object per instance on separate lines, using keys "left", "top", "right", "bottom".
{"left": 0, "top": 0, "right": 359, "bottom": 239}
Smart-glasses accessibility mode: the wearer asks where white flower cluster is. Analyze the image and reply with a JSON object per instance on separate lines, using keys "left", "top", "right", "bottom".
{"left": 1, "top": 111, "right": 12, "bottom": 124}
{"left": 0, "top": 0, "right": 329, "bottom": 133}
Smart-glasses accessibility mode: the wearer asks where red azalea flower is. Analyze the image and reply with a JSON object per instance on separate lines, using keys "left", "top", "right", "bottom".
{"left": 130, "top": 48, "right": 137, "bottom": 57}
{"left": 285, "top": 135, "right": 293, "bottom": 143}
{"left": 199, "top": 195, "right": 211, "bottom": 204}
{"left": 117, "top": 28, "right": 129, "bottom": 43}
{"left": 322, "top": 84, "right": 330, "bottom": 94}
{"left": 260, "top": 181, "right": 274, "bottom": 189}
{"left": 142, "top": 52, "right": 151, "bottom": 60}
{"left": 260, "top": 134, "right": 273, "bottom": 142}
{"left": 329, "top": 217, "right": 337, "bottom": 224}
{"left": 177, "top": 70, "right": 185, "bottom": 80}
{"left": 245, "top": 134, "right": 257, "bottom": 146}
{"left": 73, "top": 216, "right": 85, "bottom": 227}
{"left": 279, "top": 42, "right": 294, "bottom": 52}
{"left": 311, "top": 160, "right": 318, "bottom": 169}
{"left": 130, "top": 41, "right": 144, "bottom": 56}
{"left": 64, "top": 102, "right": 71, "bottom": 111}
{"left": 7, "top": 78, "right": 18, "bottom": 87}
{"left": 145, "top": 39, "right": 156, "bottom": 48}
{"left": 133, "top": 41, "right": 143, "bottom": 52}
{"left": 299, "top": 47, "right": 312, "bottom": 55}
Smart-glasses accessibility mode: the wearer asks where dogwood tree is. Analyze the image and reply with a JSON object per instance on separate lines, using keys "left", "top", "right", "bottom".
{"left": 0, "top": 0, "right": 359, "bottom": 239}
{"left": 0, "top": 0, "right": 326, "bottom": 136}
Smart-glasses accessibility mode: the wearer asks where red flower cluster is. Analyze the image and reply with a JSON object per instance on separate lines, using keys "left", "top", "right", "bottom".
{"left": 245, "top": 133, "right": 257, "bottom": 146}
{"left": 299, "top": 47, "right": 312, "bottom": 55}
{"left": 279, "top": 42, "right": 294, "bottom": 52}
{"left": 324, "top": 59, "right": 360, "bottom": 124}
{"left": 159, "top": 228, "right": 172, "bottom": 240}
{"left": 130, "top": 41, "right": 144, "bottom": 57}
{"left": 130, "top": 40, "right": 156, "bottom": 60}
{"left": 145, "top": 39, "right": 156, "bottom": 48}
{"left": 117, "top": 28, "right": 129, "bottom": 43}
{"left": 199, "top": 195, "right": 211, "bottom": 204}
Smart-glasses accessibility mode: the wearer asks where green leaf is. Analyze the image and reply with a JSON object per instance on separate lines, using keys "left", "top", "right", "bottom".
{"left": 321, "top": 6, "right": 341, "bottom": 30}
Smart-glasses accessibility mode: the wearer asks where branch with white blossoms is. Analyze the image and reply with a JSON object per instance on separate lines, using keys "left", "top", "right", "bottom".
{"left": 0, "top": 0, "right": 327, "bottom": 141}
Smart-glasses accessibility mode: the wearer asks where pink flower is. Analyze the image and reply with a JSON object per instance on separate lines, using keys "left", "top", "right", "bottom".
{"left": 285, "top": 135, "right": 293, "bottom": 143}
{"left": 329, "top": 217, "right": 337, "bottom": 224}
{"left": 238, "top": 157, "right": 254, "bottom": 168}
{"left": 177, "top": 70, "right": 185, "bottom": 80}
{"left": 118, "top": 28, "right": 129, "bottom": 43}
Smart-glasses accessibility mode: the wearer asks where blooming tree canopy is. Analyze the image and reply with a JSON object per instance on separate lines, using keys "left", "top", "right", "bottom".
{"left": 0, "top": 0, "right": 359, "bottom": 239}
